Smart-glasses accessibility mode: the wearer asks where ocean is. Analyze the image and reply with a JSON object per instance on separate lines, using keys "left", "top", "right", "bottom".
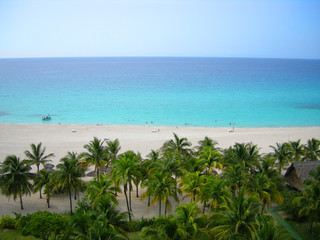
{"left": 0, "top": 57, "right": 319, "bottom": 127}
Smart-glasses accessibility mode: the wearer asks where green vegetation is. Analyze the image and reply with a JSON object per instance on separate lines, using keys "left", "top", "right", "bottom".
{"left": 0, "top": 136, "right": 319, "bottom": 239}
{"left": 24, "top": 143, "right": 54, "bottom": 199}
{"left": 0, "top": 155, "right": 33, "bottom": 210}
{"left": 0, "top": 229, "right": 39, "bottom": 240}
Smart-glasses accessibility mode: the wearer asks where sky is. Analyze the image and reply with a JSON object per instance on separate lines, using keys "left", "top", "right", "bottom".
{"left": 0, "top": 0, "right": 319, "bottom": 59}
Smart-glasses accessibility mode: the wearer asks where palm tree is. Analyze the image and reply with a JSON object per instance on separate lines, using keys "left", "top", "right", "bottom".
{"left": 111, "top": 151, "right": 139, "bottom": 220}
{"left": 235, "top": 143, "right": 260, "bottom": 172}
{"left": 53, "top": 152, "right": 84, "bottom": 214}
{"left": 147, "top": 149, "right": 161, "bottom": 162}
{"left": 289, "top": 139, "right": 305, "bottom": 162}
{"left": 303, "top": 138, "right": 320, "bottom": 162}
{"left": 293, "top": 166, "right": 320, "bottom": 233}
{"left": 33, "top": 169, "right": 53, "bottom": 208}
{"left": 270, "top": 142, "right": 291, "bottom": 173}
{"left": 223, "top": 143, "right": 260, "bottom": 172}
{"left": 308, "top": 165, "right": 320, "bottom": 184}
{"left": 87, "top": 173, "right": 121, "bottom": 207}
{"left": 179, "top": 171, "right": 205, "bottom": 202}
{"left": 131, "top": 152, "right": 143, "bottom": 198}
{"left": 182, "top": 155, "right": 205, "bottom": 173}
{"left": 257, "top": 155, "right": 284, "bottom": 190}
{"left": 257, "top": 155, "right": 278, "bottom": 178}
{"left": 141, "top": 171, "right": 179, "bottom": 216}
{"left": 80, "top": 137, "right": 108, "bottom": 179}
{"left": 223, "top": 164, "right": 248, "bottom": 196}
{"left": 142, "top": 215, "right": 184, "bottom": 240}
{"left": 161, "top": 152, "right": 184, "bottom": 180}
{"left": 175, "top": 202, "right": 206, "bottom": 239}
{"left": 24, "top": 142, "right": 54, "bottom": 198}
{"left": 255, "top": 215, "right": 291, "bottom": 240}
{"left": 293, "top": 182, "right": 320, "bottom": 232}
{"left": 246, "top": 172, "right": 283, "bottom": 214}
{"left": 198, "top": 146, "right": 223, "bottom": 174}
{"left": 199, "top": 175, "right": 229, "bottom": 213}
{"left": 69, "top": 152, "right": 86, "bottom": 200}
{"left": 0, "top": 155, "right": 33, "bottom": 210}
{"left": 142, "top": 202, "right": 206, "bottom": 240}
{"left": 71, "top": 196, "right": 127, "bottom": 240}
{"left": 93, "top": 196, "right": 128, "bottom": 237}
{"left": 141, "top": 150, "right": 162, "bottom": 206}
{"left": 197, "top": 136, "right": 218, "bottom": 151}
{"left": 106, "top": 138, "right": 121, "bottom": 162}
{"left": 210, "top": 188, "right": 260, "bottom": 239}
{"left": 162, "top": 133, "right": 192, "bottom": 157}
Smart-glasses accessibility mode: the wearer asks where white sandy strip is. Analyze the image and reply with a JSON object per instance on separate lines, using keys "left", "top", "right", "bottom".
{"left": 0, "top": 124, "right": 319, "bottom": 217}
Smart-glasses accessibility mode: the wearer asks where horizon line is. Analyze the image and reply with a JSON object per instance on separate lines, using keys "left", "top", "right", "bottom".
{"left": 0, "top": 56, "right": 320, "bottom": 61}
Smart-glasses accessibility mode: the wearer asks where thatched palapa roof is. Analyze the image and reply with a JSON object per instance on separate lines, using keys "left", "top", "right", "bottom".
{"left": 86, "top": 166, "right": 112, "bottom": 177}
{"left": 283, "top": 161, "right": 320, "bottom": 191}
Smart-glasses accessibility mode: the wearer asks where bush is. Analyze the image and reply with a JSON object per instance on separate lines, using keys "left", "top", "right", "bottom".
{"left": 0, "top": 215, "right": 17, "bottom": 229}
{"left": 17, "top": 211, "right": 69, "bottom": 240}
{"left": 281, "top": 188, "right": 306, "bottom": 221}
{"left": 121, "top": 217, "right": 157, "bottom": 232}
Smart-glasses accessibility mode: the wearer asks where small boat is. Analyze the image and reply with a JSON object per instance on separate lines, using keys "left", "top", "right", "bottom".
{"left": 42, "top": 115, "right": 51, "bottom": 121}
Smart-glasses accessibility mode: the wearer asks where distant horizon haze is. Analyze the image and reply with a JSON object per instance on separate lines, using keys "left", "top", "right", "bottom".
{"left": 1, "top": 56, "right": 320, "bottom": 61}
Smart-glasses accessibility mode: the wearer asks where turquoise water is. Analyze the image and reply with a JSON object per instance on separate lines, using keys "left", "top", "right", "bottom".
{"left": 0, "top": 57, "right": 319, "bottom": 127}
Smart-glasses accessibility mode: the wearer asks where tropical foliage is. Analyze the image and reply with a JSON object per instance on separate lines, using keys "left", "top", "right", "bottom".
{"left": 1, "top": 135, "right": 319, "bottom": 239}
{"left": 24, "top": 142, "right": 54, "bottom": 199}
{"left": 52, "top": 152, "right": 84, "bottom": 214}
{"left": 0, "top": 155, "right": 33, "bottom": 210}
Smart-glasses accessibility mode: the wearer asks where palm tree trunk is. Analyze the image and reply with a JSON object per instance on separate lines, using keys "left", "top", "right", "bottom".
{"left": 174, "top": 175, "right": 177, "bottom": 195}
{"left": 114, "top": 183, "right": 118, "bottom": 196}
{"left": 20, "top": 193, "right": 24, "bottom": 210}
{"left": 68, "top": 185, "right": 73, "bottom": 215}
{"left": 148, "top": 196, "right": 150, "bottom": 207}
{"left": 129, "top": 184, "right": 132, "bottom": 211}
{"left": 202, "top": 201, "right": 206, "bottom": 214}
{"left": 309, "top": 220, "right": 313, "bottom": 233}
{"left": 261, "top": 202, "right": 266, "bottom": 215}
{"left": 74, "top": 189, "right": 77, "bottom": 200}
{"left": 96, "top": 167, "right": 100, "bottom": 180}
{"left": 124, "top": 184, "right": 131, "bottom": 221}
{"left": 47, "top": 196, "right": 50, "bottom": 208}
{"left": 159, "top": 198, "right": 162, "bottom": 216}
{"left": 165, "top": 201, "right": 167, "bottom": 215}
{"left": 37, "top": 164, "right": 42, "bottom": 199}
{"left": 136, "top": 184, "right": 139, "bottom": 198}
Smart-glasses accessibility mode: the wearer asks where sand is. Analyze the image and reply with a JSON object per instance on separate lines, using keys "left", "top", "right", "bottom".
{"left": 0, "top": 124, "right": 319, "bottom": 218}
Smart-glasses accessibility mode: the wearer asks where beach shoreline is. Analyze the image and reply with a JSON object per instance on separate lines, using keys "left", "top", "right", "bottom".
{"left": 1, "top": 123, "right": 319, "bottom": 166}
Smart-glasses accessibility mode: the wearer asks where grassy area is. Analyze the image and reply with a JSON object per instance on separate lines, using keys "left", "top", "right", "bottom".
{"left": 0, "top": 228, "right": 140, "bottom": 240}
{"left": 286, "top": 220, "right": 320, "bottom": 240}
{"left": 127, "top": 231, "right": 142, "bottom": 240}
{"left": 268, "top": 207, "right": 320, "bottom": 240}
{"left": 268, "top": 207, "right": 303, "bottom": 240}
{"left": 0, "top": 229, "right": 39, "bottom": 240}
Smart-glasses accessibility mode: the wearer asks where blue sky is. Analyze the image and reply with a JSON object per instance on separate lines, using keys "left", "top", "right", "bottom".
{"left": 0, "top": 0, "right": 319, "bottom": 59}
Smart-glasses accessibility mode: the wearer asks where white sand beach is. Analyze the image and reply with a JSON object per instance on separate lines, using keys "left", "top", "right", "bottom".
{"left": 0, "top": 124, "right": 319, "bottom": 218}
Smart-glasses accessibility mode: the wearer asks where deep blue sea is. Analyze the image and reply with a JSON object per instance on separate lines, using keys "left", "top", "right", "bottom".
{"left": 0, "top": 57, "right": 319, "bottom": 127}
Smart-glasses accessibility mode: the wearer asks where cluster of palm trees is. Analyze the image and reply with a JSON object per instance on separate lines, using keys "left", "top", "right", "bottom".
{"left": 0, "top": 134, "right": 319, "bottom": 239}
{"left": 270, "top": 138, "right": 320, "bottom": 173}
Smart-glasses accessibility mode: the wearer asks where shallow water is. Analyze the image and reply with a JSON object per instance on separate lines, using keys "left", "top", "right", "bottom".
{"left": 0, "top": 57, "right": 319, "bottom": 127}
